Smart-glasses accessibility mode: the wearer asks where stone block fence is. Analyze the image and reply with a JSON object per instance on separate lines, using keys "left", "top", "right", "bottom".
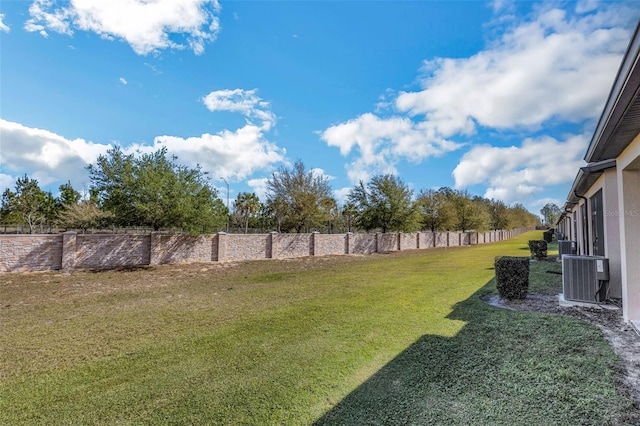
{"left": 0, "top": 228, "right": 534, "bottom": 272}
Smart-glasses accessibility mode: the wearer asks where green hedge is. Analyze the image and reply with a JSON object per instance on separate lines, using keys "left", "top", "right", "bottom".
{"left": 528, "top": 240, "right": 548, "bottom": 260}
{"left": 543, "top": 230, "right": 554, "bottom": 243}
{"left": 495, "top": 256, "right": 530, "bottom": 300}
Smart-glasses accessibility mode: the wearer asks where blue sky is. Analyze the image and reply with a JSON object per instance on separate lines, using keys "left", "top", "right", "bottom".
{"left": 1, "top": 1, "right": 639, "bottom": 217}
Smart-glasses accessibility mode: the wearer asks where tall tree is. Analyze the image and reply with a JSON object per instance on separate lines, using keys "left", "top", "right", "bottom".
{"left": 341, "top": 202, "right": 357, "bottom": 233}
{"left": 416, "top": 188, "right": 454, "bottom": 232}
{"left": 439, "top": 190, "right": 489, "bottom": 232}
{"left": 348, "top": 174, "right": 419, "bottom": 233}
{"left": 265, "top": 160, "right": 336, "bottom": 233}
{"left": 265, "top": 196, "right": 287, "bottom": 233}
{"left": 0, "top": 175, "right": 49, "bottom": 233}
{"left": 58, "top": 181, "right": 81, "bottom": 207}
{"left": 540, "top": 202, "right": 561, "bottom": 226}
{"left": 58, "top": 201, "right": 113, "bottom": 233}
{"left": 486, "top": 199, "right": 511, "bottom": 231}
{"left": 88, "top": 147, "right": 226, "bottom": 234}
{"left": 87, "top": 146, "right": 137, "bottom": 226}
{"left": 320, "top": 196, "right": 339, "bottom": 233}
{"left": 40, "top": 191, "right": 58, "bottom": 232}
{"left": 510, "top": 203, "right": 541, "bottom": 228}
{"left": 234, "top": 192, "right": 261, "bottom": 233}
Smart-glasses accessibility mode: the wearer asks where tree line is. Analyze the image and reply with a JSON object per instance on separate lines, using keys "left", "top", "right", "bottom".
{"left": 1, "top": 148, "right": 540, "bottom": 234}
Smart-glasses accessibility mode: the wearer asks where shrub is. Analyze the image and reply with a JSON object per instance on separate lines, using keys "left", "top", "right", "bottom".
{"left": 543, "top": 230, "right": 553, "bottom": 243}
{"left": 528, "top": 240, "right": 548, "bottom": 260}
{"left": 495, "top": 256, "right": 530, "bottom": 300}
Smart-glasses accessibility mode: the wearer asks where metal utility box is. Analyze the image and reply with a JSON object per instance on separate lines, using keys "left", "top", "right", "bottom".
{"left": 594, "top": 257, "right": 609, "bottom": 281}
{"left": 558, "top": 240, "right": 577, "bottom": 257}
{"left": 562, "top": 255, "right": 609, "bottom": 303}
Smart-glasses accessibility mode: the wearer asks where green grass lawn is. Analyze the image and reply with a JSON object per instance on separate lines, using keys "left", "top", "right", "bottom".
{"left": 1, "top": 231, "right": 636, "bottom": 425}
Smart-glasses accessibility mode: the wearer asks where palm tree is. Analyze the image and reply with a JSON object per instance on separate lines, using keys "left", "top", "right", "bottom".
{"left": 341, "top": 202, "right": 357, "bottom": 233}
{"left": 234, "top": 192, "right": 260, "bottom": 233}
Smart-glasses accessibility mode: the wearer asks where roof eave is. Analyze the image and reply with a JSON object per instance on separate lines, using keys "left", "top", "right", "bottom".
{"left": 585, "top": 21, "right": 640, "bottom": 163}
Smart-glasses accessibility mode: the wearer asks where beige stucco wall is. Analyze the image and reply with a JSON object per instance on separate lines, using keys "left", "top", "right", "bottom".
{"left": 617, "top": 133, "right": 640, "bottom": 322}
{"left": 603, "top": 170, "right": 622, "bottom": 298}
{"left": 581, "top": 170, "right": 622, "bottom": 298}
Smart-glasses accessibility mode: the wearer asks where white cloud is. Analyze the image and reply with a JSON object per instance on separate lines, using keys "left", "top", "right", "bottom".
{"left": 396, "top": 6, "right": 634, "bottom": 133}
{"left": 25, "top": 0, "right": 72, "bottom": 37}
{"left": 490, "top": 0, "right": 515, "bottom": 15}
{"left": 144, "top": 62, "right": 162, "bottom": 75}
{"left": 310, "top": 167, "right": 332, "bottom": 181}
{"left": 0, "top": 118, "right": 285, "bottom": 195}
{"left": 333, "top": 187, "right": 352, "bottom": 206}
{"left": 146, "top": 124, "right": 285, "bottom": 181}
{"left": 0, "top": 119, "right": 111, "bottom": 193}
{"left": 452, "top": 134, "right": 588, "bottom": 203}
{"left": 0, "top": 174, "right": 16, "bottom": 192}
{"left": 318, "top": 2, "right": 637, "bottom": 205}
{"left": 575, "top": 0, "right": 600, "bottom": 14}
{"left": 119, "top": 77, "right": 127, "bottom": 85}
{"left": 532, "top": 197, "right": 564, "bottom": 211}
{"left": 202, "top": 89, "right": 276, "bottom": 131}
{"left": 320, "top": 113, "right": 462, "bottom": 184}
{"left": 24, "top": 0, "right": 221, "bottom": 55}
{"left": 0, "top": 13, "right": 10, "bottom": 32}
{"left": 247, "top": 177, "right": 269, "bottom": 202}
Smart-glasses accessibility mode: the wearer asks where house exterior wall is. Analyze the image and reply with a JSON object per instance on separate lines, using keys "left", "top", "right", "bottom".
{"left": 603, "top": 170, "right": 622, "bottom": 298}
{"left": 617, "top": 134, "right": 640, "bottom": 322}
{"left": 576, "top": 199, "right": 588, "bottom": 256}
{"left": 581, "top": 171, "right": 622, "bottom": 298}
{"left": 558, "top": 215, "right": 572, "bottom": 241}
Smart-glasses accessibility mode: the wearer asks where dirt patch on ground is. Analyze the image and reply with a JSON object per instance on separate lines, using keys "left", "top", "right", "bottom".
{"left": 485, "top": 293, "right": 640, "bottom": 409}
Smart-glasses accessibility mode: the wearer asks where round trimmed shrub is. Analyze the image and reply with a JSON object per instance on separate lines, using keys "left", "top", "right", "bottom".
{"left": 528, "top": 240, "right": 548, "bottom": 260}
{"left": 495, "top": 256, "right": 530, "bottom": 300}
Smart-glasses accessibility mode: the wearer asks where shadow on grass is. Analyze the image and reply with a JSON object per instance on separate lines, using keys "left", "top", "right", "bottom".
{"left": 88, "top": 265, "right": 152, "bottom": 273}
{"left": 313, "top": 278, "right": 637, "bottom": 426}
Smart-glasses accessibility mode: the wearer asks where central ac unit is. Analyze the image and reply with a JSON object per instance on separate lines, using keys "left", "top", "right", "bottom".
{"left": 558, "top": 240, "right": 577, "bottom": 257}
{"left": 562, "top": 255, "right": 609, "bottom": 303}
